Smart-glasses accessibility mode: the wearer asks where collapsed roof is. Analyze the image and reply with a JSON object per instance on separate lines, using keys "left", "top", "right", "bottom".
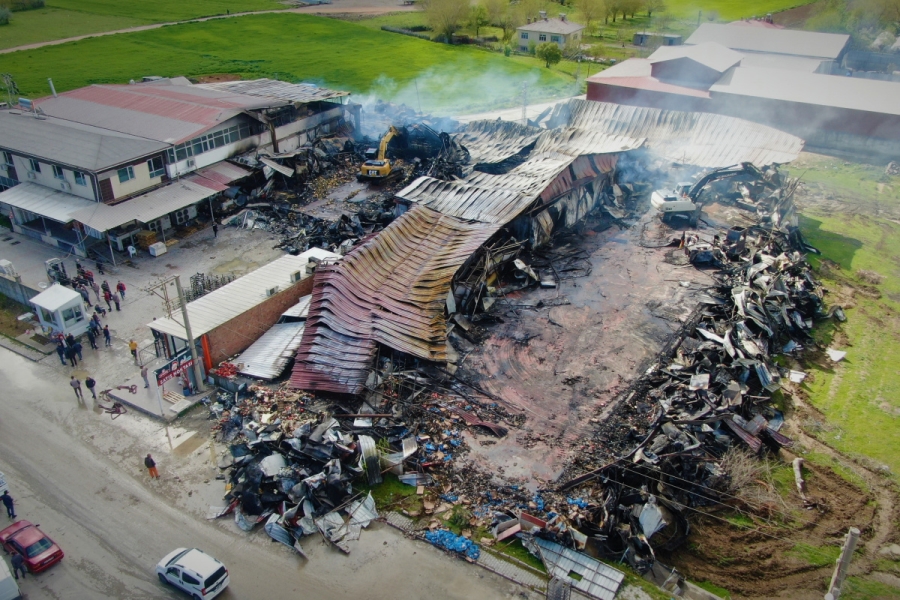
{"left": 290, "top": 100, "right": 803, "bottom": 395}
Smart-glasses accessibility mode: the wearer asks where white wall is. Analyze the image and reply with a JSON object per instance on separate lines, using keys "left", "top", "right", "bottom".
{"left": 7, "top": 154, "right": 96, "bottom": 201}
{"left": 99, "top": 157, "right": 164, "bottom": 200}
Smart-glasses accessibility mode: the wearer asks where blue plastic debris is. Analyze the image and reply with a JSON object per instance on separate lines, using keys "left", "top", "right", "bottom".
{"left": 567, "top": 497, "right": 589, "bottom": 509}
{"left": 532, "top": 494, "right": 545, "bottom": 511}
{"left": 441, "top": 494, "right": 459, "bottom": 502}
{"left": 450, "top": 439, "right": 461, "bottom": 447}
{"left": 424, "top": 529, "right": 480, "bottom": 560}
{"left": 424, "top": 443, "right": 437, "bottom": 453}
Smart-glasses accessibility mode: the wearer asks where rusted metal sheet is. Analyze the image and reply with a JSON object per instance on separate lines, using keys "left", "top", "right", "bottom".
{"left": 548, "top": 99, "right": 803, "bottom": 166}
{"left": 291, "top": 205, "right": 499, "bottom": 394}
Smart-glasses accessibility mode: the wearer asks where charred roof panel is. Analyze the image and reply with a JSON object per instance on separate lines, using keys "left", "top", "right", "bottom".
{"left": 551, "top": 99, "right": 803, "bottom": 166}
{"left": 291, "top": 206, "right": 499, "bottom": 394}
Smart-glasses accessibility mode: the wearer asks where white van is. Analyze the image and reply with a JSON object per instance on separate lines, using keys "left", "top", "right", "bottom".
{"left": 0, "top": 557, "right": 22, "bottom": 600}
{"left": 156, "top": 548, "right": 229, "bottom": 600}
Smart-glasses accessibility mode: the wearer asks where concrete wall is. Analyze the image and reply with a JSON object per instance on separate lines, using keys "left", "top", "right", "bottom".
{"left": 204, "top": 275, "right": 315, "bottom": 365}
{"left": 586, "top": 81, "right": 710, "bottom": 112}
{"left": 7, "top": 154, "right": 96, "bottom": 201}
{"left": 0, "top": 273, "right": 40, "bottom": 306}
{"left": 99, "top": 155, "right": 166, "bottom": 200}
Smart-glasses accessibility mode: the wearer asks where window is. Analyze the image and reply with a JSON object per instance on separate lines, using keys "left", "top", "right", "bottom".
{"left": 24, "top": 539, "right": 53, "bottom": 558}
{"left": 147, "top": 156, "right": 165, "bottom": 178}
{"left": 520, "top": 32, "right": 528, "bottom": 39}
{"left": 2, "top": 152, "right": 12, "bottom": 166}
{"left": 74, "top": 171, "right": 87, "bottom": 186}
{"left": 61, "top": 305, "right": 84, "bottom": 324}
{"left": 550, "top": 35, "right": 560, "bottom": 43}
{"left": 539, "top": 34, "right": 547, "bottom": 41}
{"left": 117, "top": 166, "right": 135, "bottom": 183}
{"left": 28, "top": 159, "right": 40, "bottom": 172}
{"left": 52, "top": 165, "right": 65, "bottom": 180}
{"left": 165, "top": 122, "right": 255, "bottom": 164}
{"left": 181, "top": 573, "right": 199, "bottom": 585}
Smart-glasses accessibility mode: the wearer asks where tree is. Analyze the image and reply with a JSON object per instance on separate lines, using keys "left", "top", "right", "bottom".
{"left": 423, "top": 0, "right": 472, "bottom": 42}
{"left": 536, "top": 41, "right": 562, "bottom": 67}
{"left": 483, "top": 0, "right": 522, "bottom": 43}
{"left": 643, "top": 0, "right": 665, "bottom": 18}
{"left": 469, "top": 3, "right": 490, "bottom": 36}
{"left": 577, "top": 0, "right": 606, "bottom": 35}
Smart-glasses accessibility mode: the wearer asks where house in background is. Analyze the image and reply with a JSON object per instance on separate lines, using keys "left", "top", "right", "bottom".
{"left": 517, "top": 11, "right": 585, "bottom": 52}
{"left": 0, "top": 77, "right": 351, "bottom": 258}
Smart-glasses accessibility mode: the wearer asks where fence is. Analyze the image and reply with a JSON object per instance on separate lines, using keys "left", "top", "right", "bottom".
{"left": 0, "top": 273, "right": 40, "bottom": 307}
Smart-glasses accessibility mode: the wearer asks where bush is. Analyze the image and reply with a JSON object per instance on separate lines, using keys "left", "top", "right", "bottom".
{"left": 528, "top": 40, "right": 536, "bottom": 55}
{"left": 0, "top": 0, "right": 44, "bottom": 11}
{"left": 0, "top": 7, "right": 10, "bottom": 24}
{"left": 503, "top": 44, "right": 511, "bottom": 56}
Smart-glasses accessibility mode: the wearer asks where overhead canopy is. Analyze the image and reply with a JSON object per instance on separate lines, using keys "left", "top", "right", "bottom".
{"left": 0, "top": 182, "right": 95, "bottom": 223}
{"left": 70, "top": 175, "right": 226, "bottom": 234}
{"left": 31, "top": 283, "right": 81, "bottom": 311}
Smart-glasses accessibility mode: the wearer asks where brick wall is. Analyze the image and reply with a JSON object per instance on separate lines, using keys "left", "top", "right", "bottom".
{"left": 204, "top": 276, "right": 315, "bottom": 365}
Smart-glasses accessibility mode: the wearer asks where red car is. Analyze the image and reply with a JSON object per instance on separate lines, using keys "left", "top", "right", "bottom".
{"left": 0, "top": 521, "right": 64, "bottom": 573}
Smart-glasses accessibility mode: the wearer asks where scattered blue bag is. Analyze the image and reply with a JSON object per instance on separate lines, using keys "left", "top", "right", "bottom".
{"left": 425, "top": 529, "right": 480, "bottom": 560}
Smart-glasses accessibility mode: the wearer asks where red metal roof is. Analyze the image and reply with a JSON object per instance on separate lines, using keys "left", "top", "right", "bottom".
{"left": 290, "top": 205, "right": 499, "bottom": 394}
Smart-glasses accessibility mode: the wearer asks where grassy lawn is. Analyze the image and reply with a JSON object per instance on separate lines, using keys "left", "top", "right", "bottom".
{"left": 794, "top": 156, "right": 900, "bottom": 482}
{"left": 3, "top": 13, "right": 577, "bottom": 114}
{"left": 0, "top": 0, "right": 282, "bottom": 50}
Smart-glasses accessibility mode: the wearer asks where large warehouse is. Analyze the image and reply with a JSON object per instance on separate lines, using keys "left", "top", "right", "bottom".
{"left": 586, "top": 25, "right": 899, "bottom": 157}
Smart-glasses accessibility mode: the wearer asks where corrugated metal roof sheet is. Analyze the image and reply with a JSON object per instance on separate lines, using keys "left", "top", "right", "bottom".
{"left": 453, "top": 120, "right": 542, "bottom": 165}
{"left": 236, "top": 322, "right": 306, "bottom": 380}
{"left": 685, "top": 23, "right": 850, "bottom": 59}
{"left": 36, "top": 79, "right": 287, "bottom": 144}
{"left": 0, "top": 182, "right": 95, "bottom": 223}
{"left": 710, "top": 66, "right": 900, "bottom": 116}
{"left": 551, "top": 99, "right": 803, "bottom": 166}
{"left": 281, "top": 295, "right": 312, "bottom": 320}
{"left": 738, "top": 53, "right": 825, "bottom": 72}
{"left": 291, "top": 206, "right": 499, "bottom": 394}
{"left": 648, "top": 42, "right": 745, "bottom": 73}
{"left": 0, "top": 111, "right": 169, "bottom": 172}
{"left": 70, "top": 175, "right": 225, "bottom": 233}
{"left": 192, "top": 161, "right": 255, "bottom": 187}
{"left": 149, "top": 249, "right": 339, "bottom": 340}
{"left": 197, "top": 79, "right": 349, "bottom": 103}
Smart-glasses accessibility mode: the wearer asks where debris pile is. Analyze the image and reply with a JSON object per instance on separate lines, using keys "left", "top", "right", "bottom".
{"left": 552, "top": 217, "right": 838, "bottom": 573}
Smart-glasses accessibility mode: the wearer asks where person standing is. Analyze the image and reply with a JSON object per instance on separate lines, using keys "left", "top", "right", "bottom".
{"left": 212, "top": 222, "right": 218, "bottom": 238}
{"left": 1, "top": 491, "right": 15, "bottom": 519}
{"left": 73, "top": 340, "right": 83, "bottom": 361}
{"left": 70, "top": 376, "right": 83, "bottom": 399}
{"left": 141, "top": 365, "right": 150, "bottom": 388}
{"left": 86, "top": 328, "right": 98, "bottom": 350}
{"left": 78, "top": 285, "right": 90, "bottom": 304}
{"left": 116, "top": 280, "right": 126, "bottom": 300}
{"left": 65, "top": 345, "right": 78, "bottom": 367}
{"left": 10, "top": 551, "right": 25, "bottom": 580}
{"left": 103, "top": 290, "right": 112, "bottom": 311}
{"left": 85, "top": 376, "right": 97, "bottom": 400}
{"left": 129, "top": 339, "right": 138, "bottom": 363}
{"left": 113, "top": 294, "right": 121, "bottom": 312}
{"left": 91, "top": 280, "right": 101, "bottom": 304}
{"left": 144, "top": 454, "right": 159, "bottom": 479}
{"left": 55, "top": 341, "right": 66, "bottom": 366}
{"left": 65, "top": 333, "right": 76, "bottom": 348}
{"left": 103, "top": 325, "right": 112, "bottom": 347}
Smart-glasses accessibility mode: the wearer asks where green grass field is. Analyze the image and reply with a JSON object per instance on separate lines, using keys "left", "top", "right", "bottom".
{"left": 3, "top": 13, "right": 578, "bottom": 114}
{"left": 0, "top": 0, "right": 282, "bottom": 50}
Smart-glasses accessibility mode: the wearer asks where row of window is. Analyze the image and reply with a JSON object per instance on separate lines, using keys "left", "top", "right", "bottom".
{"left": 166, "top": 123, "right": 254, "bottom": 163}
{"left": 519, "top": 32, "right": 563, "bottom": 43}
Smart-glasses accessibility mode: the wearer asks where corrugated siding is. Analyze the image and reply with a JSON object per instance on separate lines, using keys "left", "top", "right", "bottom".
{"left": 291, "top": 206, "right": 499, "bottom": 394}
{"left": 198, "top": 79, "right": 349, "bottom": 103}
{"left": 236, "top": 322, "right": 306, "bottom": 380}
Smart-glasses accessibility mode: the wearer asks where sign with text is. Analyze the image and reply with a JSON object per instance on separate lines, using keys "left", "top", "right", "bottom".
{"left": 155, "top": 348, "right": 200, "bottom": 386}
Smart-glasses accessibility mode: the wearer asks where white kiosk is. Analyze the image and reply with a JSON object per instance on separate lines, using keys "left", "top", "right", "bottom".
{"left": 30, "top": 284, "right": 89, "bottom": 338}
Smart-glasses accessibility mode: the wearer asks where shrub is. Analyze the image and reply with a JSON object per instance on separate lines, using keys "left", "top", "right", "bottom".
{"left": 1, "top": 0, "right": 45, "bottom": 11}
{"left": 0, "top": 7, "right": 10, "bottom": 24}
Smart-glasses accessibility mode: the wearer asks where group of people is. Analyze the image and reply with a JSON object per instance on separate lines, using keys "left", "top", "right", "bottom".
{"left": 69, "top": 374, "right": 97, "bottom": 401}
{"left": 76, "top": 278, "right": 126, "bottom": 315}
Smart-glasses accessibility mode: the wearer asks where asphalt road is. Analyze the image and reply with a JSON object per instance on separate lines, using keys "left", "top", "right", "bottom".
{"left": 0, "top": 351, "right": 525, "bottom": 600}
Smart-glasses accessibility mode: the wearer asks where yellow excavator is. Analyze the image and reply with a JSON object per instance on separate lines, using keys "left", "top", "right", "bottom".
{"left": 358, "top": 126, "right": 401, "bottom": 182}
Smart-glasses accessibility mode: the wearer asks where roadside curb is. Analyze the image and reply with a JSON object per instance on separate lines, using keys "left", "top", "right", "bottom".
{"left": 0, "top": 335, "right": 45, "bottom": 362}
{"left": 382, "top": 511, "right": 548, "bottom": 592}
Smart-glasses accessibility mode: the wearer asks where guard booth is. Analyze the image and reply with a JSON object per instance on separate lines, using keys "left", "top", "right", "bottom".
{"left": 30, "top": 283, "right": 89, "bottom": 337}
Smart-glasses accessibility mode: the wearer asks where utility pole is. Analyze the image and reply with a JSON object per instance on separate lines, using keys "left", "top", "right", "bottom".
{"left": 174, "top": 275, "right": 205, "bottom": 392}
{"left": 824, "top": 527, "right": 860, "bottom": 600}
{"left": 521, "top": 82, "right": 528, "bottom": 126}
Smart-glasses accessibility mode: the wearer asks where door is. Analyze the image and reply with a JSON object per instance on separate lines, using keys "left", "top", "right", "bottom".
{"left": 166, "top": 566, "right": 182, "bottom": 589}
{"left": 181, "top": 571, "right": 201, "bottom": 595}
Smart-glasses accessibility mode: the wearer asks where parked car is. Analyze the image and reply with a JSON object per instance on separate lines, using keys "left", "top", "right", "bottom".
{"left": 0, "top": 521, "right": 64, "bottom": 574}
{"left": 156, "top": 548, "right": 229, "bottom": 600}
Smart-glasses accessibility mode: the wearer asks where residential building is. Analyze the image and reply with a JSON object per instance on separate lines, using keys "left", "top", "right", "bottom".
{"left": 0, "top": 78, "right": 351, "bottom": 257}
{"left": 517, "top": 12, "right": 585, "bottom": 52}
